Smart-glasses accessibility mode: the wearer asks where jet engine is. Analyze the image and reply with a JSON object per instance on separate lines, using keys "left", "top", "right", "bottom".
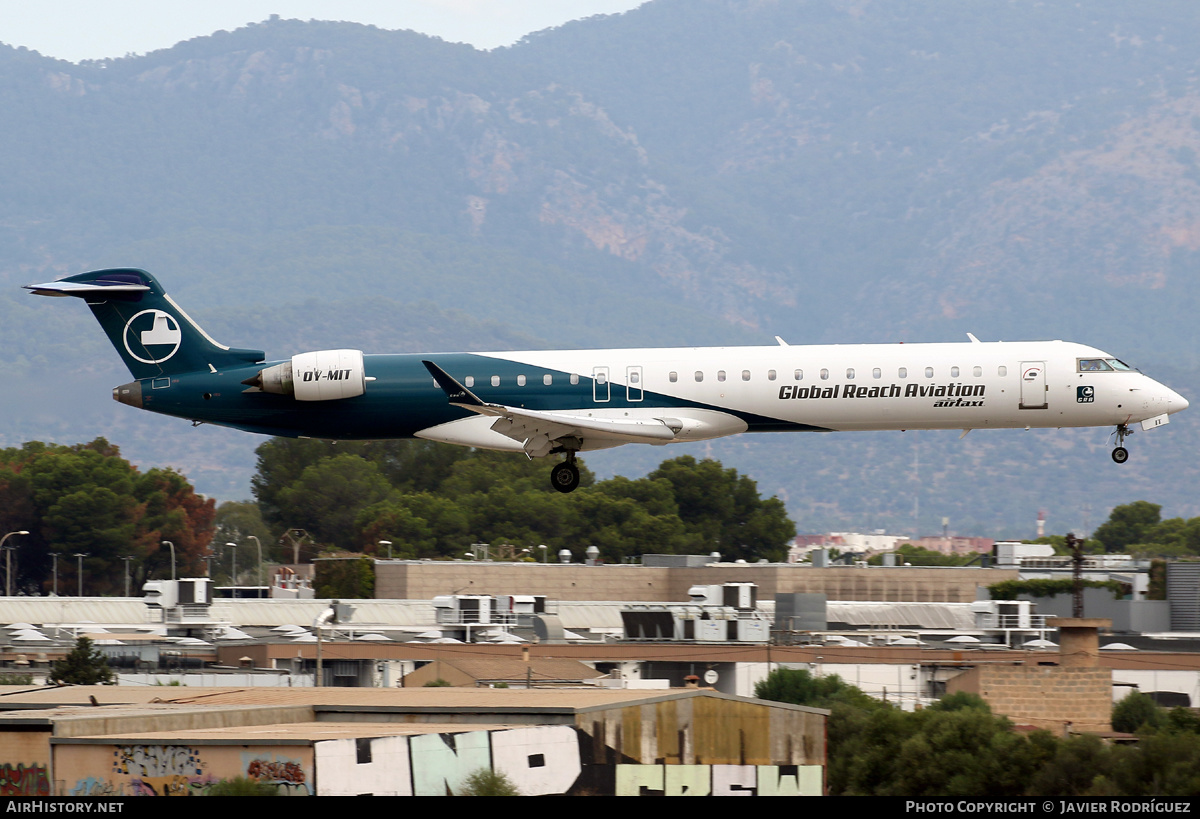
{"left": 242, "top": 349, "right": 367, "bottom": 401}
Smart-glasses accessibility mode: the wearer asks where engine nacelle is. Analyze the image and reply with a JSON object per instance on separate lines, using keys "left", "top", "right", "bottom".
{"left": 244, "top": 349, "right": 367, "bottom": 401}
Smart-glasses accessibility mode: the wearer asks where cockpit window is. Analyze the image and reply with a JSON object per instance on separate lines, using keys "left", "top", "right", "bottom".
{"left": 1107, "top": 358, "right": 1133, "bottom": 371}
{"left": 1078, "top": 359, "right": 1113, "bottom": 372}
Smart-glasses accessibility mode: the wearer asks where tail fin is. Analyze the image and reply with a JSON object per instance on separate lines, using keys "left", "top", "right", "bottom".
{"left": 25, "top": 268, "right": 265, "bottom": 379}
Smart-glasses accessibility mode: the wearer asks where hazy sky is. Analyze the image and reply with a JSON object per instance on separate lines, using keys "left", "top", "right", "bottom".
{"left": 1, "top": 1, "right": 647, "bottom": 62}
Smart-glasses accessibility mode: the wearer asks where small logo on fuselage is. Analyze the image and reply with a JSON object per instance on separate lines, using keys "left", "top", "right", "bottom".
{"left": 1077, "top": 385, "right": 1095, "bottom": 403}
{"left": 123, "top": 309, "right": 182, "bottom": 364}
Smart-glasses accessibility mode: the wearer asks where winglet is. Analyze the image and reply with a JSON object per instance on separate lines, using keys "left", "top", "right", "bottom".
{"left": 422, "top": 360, "right": 486, "bottom": 407}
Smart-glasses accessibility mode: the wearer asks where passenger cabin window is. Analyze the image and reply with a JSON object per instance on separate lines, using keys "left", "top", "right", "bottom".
{"left": 669, "top": 371, "right": 678, "bottom": 382}
{"left": 950, "top": 366, "right": 959, "bottom": 378}
{"left": 630, "top": 371, "right": 640, "bottom": 384}
{"left": 925, "top": 367, "right": 934, "bottom": 378}
{"left": 873, "top": 368, "right": 881, "bottom": 379}
{"left": 998, "top": 366, "right": 1007, "bottom": 377}
{"left": 898, "top": 367, "right": 907, "bottom": 378}
{"left": 742, "top": 370, "right": 751, "bottom": 381}
{"left": 695, "top": 371, "right": 704, "bottom": 382}
{"left": 596, "top": 372, "right": 607, "bottom": 385}
{"left": 768, "top": 370, "right": 777, "bottom": 381}
{"left": 717, "top": 370, "right": 726, "bottom": 382}
{"left": 820, "top": 368, "right": 829, "bottom": 381}
{"left": 570, "top": 373, "right": 580, "bottom": 385}
{"left": 517, "top": 375, "right": 526, "bottom": 386}
{"left": 543, "top": 374, "right": 553, "bottom": 386}
{"left": 491, "top": 375, "right": 500, "bottom": 387}
{"left": 465, "top": 376, "right": 474, "bottom": 387}
{"left": 794, "top": 369, "right": 803, "bottom": 380}
{"left": 973, "top": 366, "right": 982, "bottom": 377}
{"left": 846, "top": 368, "right": 855, "bottom": 379}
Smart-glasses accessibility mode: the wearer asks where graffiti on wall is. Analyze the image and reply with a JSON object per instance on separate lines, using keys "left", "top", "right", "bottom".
{"left": 316, "top": 725, "right": 582, "bottom": 796}
{"left": 615, "top": 764, "right": 822, "bottom": 796}
{"left": 0, "top": 763, "right": 51, "bottom": 797}
{"left": 112, "top": 745, "right": 211, "bottom": 796}
{"left": 314, "top": 726, "right": 823, "bottom": 796}
{"left": 67, "top": 745, "right": 316, "bottom": 797}
{"left": 70, "top": 777, "right": 125, "bottom": 797}
{"left": 243, "top": 755, "right": 311, "bottom": 796}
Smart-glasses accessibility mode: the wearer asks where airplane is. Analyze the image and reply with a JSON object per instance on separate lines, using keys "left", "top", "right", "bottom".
{"left": 26, "top": 268, "right": 1189, "bottom": 493}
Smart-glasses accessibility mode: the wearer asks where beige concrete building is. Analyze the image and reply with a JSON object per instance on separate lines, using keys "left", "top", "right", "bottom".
{"left": 374, "top": 560, "right": 1014, "bottom": 603}
{"left": 946, "top": 619, "right": 1114, "bottom": 733}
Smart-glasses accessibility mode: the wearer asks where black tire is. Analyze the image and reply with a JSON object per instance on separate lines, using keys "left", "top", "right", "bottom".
{"left": 550, "top": 462, "right": 580, "bottom": 493}
{"left": 1112, "top": 447, "right": 1129, "bottom": 464}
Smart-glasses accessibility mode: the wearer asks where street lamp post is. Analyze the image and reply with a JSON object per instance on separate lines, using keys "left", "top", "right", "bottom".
{"left": 121, "top": 556, "right": 135, "bottom": 598}
{"left": 162, "top": 540, "right": 175, "bottom": 581}
{"left": 248, "top": 536, "right": 262, "bottom": 598}
{"left": 73, "top": 553, "right": 88, "bottom": 596}
{"left": 226, "top": 542, "right": 237, "bottom": 596}
{"left": 379, "top": 540, "right": 392, "bottom": 560}
{"left": 49, "top": 553, "right": 59, "bottom": 596}
{"left": 1, "top": 531, "right": 28, "bottom": 596}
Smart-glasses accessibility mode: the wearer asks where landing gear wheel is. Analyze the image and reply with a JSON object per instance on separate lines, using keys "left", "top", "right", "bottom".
{"left": 551, "top": 462, "right": 580, "bottom": 493}
{"left": 1111, "top": 423, "right": 1131, "bottom": 464}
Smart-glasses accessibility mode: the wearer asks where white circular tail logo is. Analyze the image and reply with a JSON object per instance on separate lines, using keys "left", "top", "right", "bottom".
{"left": 123, "top": 309, "right": 182, "bottom": 364}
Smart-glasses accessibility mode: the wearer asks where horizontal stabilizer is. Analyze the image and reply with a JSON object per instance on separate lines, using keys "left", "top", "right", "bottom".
{"left": 25, "top": 280, "right": 150, "bottom": 298}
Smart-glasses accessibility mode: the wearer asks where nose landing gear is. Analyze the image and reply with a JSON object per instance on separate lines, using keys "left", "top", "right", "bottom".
{"left": 1111, "top": 423, "right": 1131, "bottom": 464}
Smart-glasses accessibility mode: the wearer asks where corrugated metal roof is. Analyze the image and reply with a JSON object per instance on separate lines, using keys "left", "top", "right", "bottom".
{"left": 59, "top": 721, "right": 526, "bottom": 742}
{"left": 0, "top": 599, "right": 151, "bottom": 628}
{"left": 0, "top": 685, "right": 692, "bottom": 708}
{"left": 0, "top": 595, "right": 976, "bottom": 632}
{"left": 160, "top": 686, "right": 695, "bottom": 709}
{"left": 409, "top": 657, "right": 603, "bottom": 681}
{"left": 825, "top": 602, "right": 975, "bottom": 629}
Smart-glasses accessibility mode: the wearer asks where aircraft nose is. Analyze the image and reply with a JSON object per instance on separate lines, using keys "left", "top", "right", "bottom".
{"left": 1159, "top": 382, "right": 1188, "bottom": 415}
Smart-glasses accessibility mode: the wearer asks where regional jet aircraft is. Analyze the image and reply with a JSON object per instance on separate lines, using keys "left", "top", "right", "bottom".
{"left": 26, "top": 269, "right": 1188, "bottom": 492}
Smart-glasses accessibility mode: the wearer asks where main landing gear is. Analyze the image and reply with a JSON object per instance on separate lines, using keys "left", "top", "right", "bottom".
{"left": 550, "top": 451, "right": 581, "bottom": 494}
{"left": 1111, "top": 423, "right": 1131, "bottom": 464}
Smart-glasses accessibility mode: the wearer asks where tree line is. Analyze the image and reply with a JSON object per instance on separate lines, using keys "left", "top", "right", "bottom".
{"left": 0, "top": 438, "right": 213, "bottom": 595}
{"left": 1, "top": 436, "right": 796, "bottom": 594}
{"left": 7, "top": 432, "right": 1193, "bottom": 595}
{"left": 755, "top": 668, "right": 1200, "bottom": 796}
{"left": 244, "top": 438, "right": 796, "bottom": 565}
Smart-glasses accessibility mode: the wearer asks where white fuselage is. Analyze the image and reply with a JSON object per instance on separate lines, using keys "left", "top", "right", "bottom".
{"left": 416, "top": 339, "right": 1188, "bottom": 454}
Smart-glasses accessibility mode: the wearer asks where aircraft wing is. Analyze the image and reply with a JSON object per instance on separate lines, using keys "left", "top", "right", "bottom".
{"left": 422, "top": 360, "right": 680, "bottom": 456}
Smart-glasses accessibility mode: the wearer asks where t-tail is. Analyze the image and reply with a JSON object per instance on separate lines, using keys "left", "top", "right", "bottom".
{"left": 24, "top": 268, "right": 264, "bottom": 379}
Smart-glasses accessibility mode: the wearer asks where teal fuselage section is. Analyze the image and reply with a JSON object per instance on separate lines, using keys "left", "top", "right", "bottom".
{"left": 132, "top": 352, "right": 814, "bottom": 438}
{"left": 139, "top": 354, "right": 535, "bottom": 439}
